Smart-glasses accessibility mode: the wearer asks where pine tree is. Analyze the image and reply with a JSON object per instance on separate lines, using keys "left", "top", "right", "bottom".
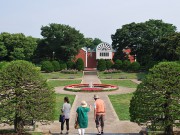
{"left": 130, "top": 62, "right": 180, "bottom": 134}
{"left": 0, "top": 60, "right": 55, "bottom": 134}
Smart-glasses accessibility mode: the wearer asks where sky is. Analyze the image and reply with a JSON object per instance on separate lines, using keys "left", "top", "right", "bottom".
{"left": 0, "top": 0, "right": 180, "bottom": 43}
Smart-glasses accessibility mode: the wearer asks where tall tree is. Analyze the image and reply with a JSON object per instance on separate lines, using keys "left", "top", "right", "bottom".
{"left": 40, "top": 23, "right": 85, "bottom": 61}
{"left": 155, "top": 32, "right": 180, "bottom": 61}
{"left": 130, "top": 62, "right": 180, "bottom": 134}
{"left": 93, "top": 38, "right": 102, "bottom": 46}
{"left": 0, "top": 32, "right": 37, "bottom": 61}
{"left": 0, "top": 60, "right": 55, "bottom": 134}
{"left": 84, "top": 37, "right": 102, "bottom": 49}
{"left": 111, "top": 19, "right": 176, "bottom": 66}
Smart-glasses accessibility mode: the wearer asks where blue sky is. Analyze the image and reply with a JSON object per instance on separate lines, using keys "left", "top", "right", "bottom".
{"left": 0, "top": 0, "right": 180, "bottom": 43}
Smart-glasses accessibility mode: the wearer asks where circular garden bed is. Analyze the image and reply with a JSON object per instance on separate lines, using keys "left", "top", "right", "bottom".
{"left": 64, "top": 84, "right": 119, "bottom": 92}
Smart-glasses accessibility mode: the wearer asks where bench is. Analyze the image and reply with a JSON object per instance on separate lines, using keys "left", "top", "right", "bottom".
{"left": 23, "top": 120, "right": 35, "bottom": 130}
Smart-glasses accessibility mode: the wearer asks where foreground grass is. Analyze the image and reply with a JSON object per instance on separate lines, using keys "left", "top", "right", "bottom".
{"left": 47, "top": 80, "right": 81, "bottom": 88}
{"left": 109, "top": 93, "right": 133, "bottom": 120}
{"left": 55, "top": 93, "right": 75, "bottom": 120}
{"left": 101, "top": 80, "right": 138, "bottom": 88}
{"left": 41, "top": 71, "right": 83, "bottom": 80}
{"left": 98, "top": 71, "right": 146, "bottom": 80}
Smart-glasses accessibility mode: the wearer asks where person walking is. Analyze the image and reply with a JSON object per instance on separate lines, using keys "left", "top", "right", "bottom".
{"left": 94, "top": 94, "right": 106, "bottom": 135}
{"left": 60, "top": 97, "right": 71, "bottom": 134}
{"left": 75, "top": 100, "right": 91, "bottom": 135}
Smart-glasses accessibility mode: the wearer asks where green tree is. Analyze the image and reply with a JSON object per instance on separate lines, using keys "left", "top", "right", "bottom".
{"left": 75, "top": 58, "right": 84, "bottom": 71}
{"left": 0, "top": 42, "right": 7, "bottom": 59}
{"left": 97, "top": 59, "right": 106, "bottom": 71}
{"left": 130, "top": 62, "right": 180, "bottom": 134}
{"left": 156, "top": 32, "right": 180, "bottom": 61}
{"left": 84, "top": 38, "right": 94, "bottom": 49}
{"left": 84, "top": 38, "right": 102, "bottom": 49}
{"left": 40, "top": 23, "right": 85, "bottom": 61}
{"left": 93, "top": 38, "right": 102, "bottom": 46}
{"left": 0, "top": 60, "right": 55, "bottom": 134}
{"left": 111, "top": 19, "right": 176, "bottom": 67}
{"left": 0, "top": 32, "right": 37, "bottom": 61}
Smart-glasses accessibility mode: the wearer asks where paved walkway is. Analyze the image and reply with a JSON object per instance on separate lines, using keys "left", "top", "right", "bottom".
{"left": 36, "top": 71, "right": 141, "bottom": 135}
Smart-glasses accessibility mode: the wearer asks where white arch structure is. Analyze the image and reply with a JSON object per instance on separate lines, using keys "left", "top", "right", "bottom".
{"left": 96, "top": 42, "right": 113, "bottom": 59}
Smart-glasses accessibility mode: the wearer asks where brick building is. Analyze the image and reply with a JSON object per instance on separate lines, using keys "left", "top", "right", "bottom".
{"left": 75, "top": 42, "right": 135, "bottom": 68}
{"left": 75, "top": 42, "right": 115, "bottom": 68}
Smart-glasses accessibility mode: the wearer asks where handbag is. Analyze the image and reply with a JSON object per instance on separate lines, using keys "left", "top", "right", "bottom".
{"left": 59, "top": 115, "right": 65, "bottom": 123}
{"left": 74, "top": 121, "right": 79, "bottom": 129}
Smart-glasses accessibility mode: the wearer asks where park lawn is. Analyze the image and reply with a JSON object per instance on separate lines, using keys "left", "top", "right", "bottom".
{"left": 98, "top": 72, "right": 146, "bottom": 80}
{"left": 109, "top": 93, "right": 133, "bottom": 120}
{"left": 47, "top": 80, "right": 81, "bottom": 88}
{"left": 101, "top": 80, "right": 138, "bottom": 88}
{"left": 55, "top": 93, "right": 75, "bottom": 120}
{"left": 41, "top": 71, "right": 83, "bottom": 80}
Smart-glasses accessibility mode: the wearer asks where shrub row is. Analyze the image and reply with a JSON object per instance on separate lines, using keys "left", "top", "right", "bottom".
{"left": 97, "top": 59, "right": 140, "bottom": 72}
{"left": 41, "top": 58, "right": 84, "bottom": 72}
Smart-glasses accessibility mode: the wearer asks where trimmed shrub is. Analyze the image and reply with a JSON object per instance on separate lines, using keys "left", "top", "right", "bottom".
{"left": 97, "top": 59, "right": 106, "bottom": 71}
{"left": 52, "top": 60, "right": 60, "bottom": 71}
{"left": 41, "top": 61, "right": 54, "bottom": 72}
{"left": 106, "top": 60, "right": 113, "bottom": 70}
{"left": 59, "top": 60, "right": 67, "bottom": 70}
{"left": 60, "top": 63, "right": 67, "bottom": 70}
{"left": 122, "top": 60, "right": 131, "bottom": 71}
{"left": 129, "top": 62, "right": 140, "bottom": 72}
{"left": 75, "top": 58, "right": 84, "bottom": 71}
{"left": 113, "top": 59, "right": 122, "bottom": 70}
{"left": 66, "top": 61, "right": 75, "bottom": 69}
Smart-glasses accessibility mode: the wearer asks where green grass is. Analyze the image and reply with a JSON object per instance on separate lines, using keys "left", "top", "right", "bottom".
{"left": 47, "top": 80, "right": 81, "bottom": 88}
{"left": 54, "top": 93, "right": 75, "bottom": 120}
{"left": 101, "top": 80, "right": 138, "bottom": 88}
{"left": 109, "top": 93, "right": 133, "bottom": 120}
{"left": 41, "top": 71, "right": 83, "bottom": 80}
{"left": 98, "top": 71, "right": 146, "bottom": 79}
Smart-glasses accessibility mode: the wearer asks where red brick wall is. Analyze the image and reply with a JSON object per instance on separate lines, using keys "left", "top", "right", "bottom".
{"left": 75, "top": 50, "right": 116, "bottom": 68}
{"left": 75, "top": 49, "right": 86, "bottom": 67}
{"left": 87, "top": 52, "right": 96, "bottom": 68}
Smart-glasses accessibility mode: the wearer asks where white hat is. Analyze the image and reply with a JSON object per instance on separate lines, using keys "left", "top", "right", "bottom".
{"left": 81, "top": 100, "right": 87, "bottom": 107}
{"left": 94, "top": 94, "right": 99, "bottom": 99}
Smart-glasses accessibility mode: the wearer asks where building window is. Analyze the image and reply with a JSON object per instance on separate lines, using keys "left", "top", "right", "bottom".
{"left": 100, "top": 52, "right": 109, "bottom": 57}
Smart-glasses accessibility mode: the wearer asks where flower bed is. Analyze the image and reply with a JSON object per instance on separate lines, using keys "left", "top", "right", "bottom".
{"left": 103, "top": 69, "right": 122, "bottom": 74}
{"left": 61, "top": 69, "right": 78, "bottom": 74}
{"left": 64, "top": 84, "right": 118, "bottom": 92}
